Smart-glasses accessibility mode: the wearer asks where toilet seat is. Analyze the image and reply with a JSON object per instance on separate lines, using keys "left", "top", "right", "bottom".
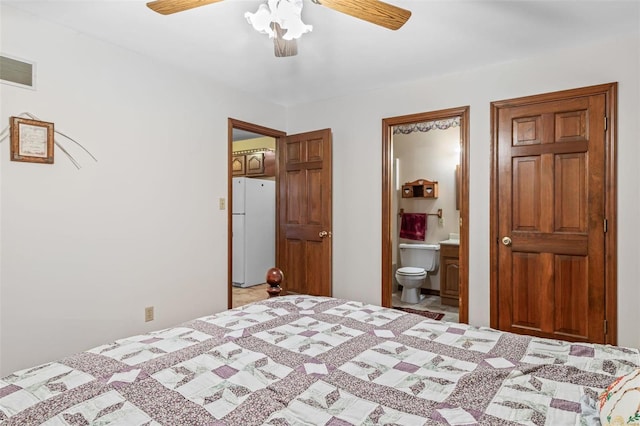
{"left": 396, "top": 267, "right": 426, "bottom": 276}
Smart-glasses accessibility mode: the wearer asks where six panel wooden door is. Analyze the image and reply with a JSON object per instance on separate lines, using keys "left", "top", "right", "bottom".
{"left": 493, "top": 91, "right": 608, "bottom": 343}
{"left": 278, "top": 129, "right": 332, "bottom": 296}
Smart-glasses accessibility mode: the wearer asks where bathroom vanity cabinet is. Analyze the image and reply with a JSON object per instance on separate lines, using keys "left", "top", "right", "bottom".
{"left": 439, "top": 243, "right": 460, "bottom": 306}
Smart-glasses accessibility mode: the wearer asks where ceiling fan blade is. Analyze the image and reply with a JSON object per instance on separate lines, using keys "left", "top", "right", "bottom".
{"left": 146, "top": 0, "right": 224, "bottom": 15}
{"left": 273, "top": 23, "right": 298, "bottom": 57}
{"left": 314, "top": 0, "right": 411, "bottom": 30}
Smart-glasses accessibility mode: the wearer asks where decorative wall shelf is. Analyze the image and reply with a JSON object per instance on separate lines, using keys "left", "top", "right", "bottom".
{"left": 402, "top": 179, "right": 438, "bottom": 198}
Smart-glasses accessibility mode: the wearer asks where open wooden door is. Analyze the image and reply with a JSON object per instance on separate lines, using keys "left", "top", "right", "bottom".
{"left": 490, "top": 83, "right": 617, "bottom": 344}
{"left": 277, "top": 129, "right": 332, "bottom": 296}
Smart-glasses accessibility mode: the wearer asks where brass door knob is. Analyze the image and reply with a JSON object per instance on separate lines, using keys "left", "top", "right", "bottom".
{"left": 501, "top": 236, "right": 512, "bottom": 246}
{"left": 319, "top": 231, "right": 331, "bottom": 238}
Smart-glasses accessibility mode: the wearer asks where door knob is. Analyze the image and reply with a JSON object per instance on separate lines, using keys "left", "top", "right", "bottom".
{"left": 319, "top": 231, "right": 331, "bottom": 238}
{"left": 501, "top": 236, "right": 512, "bottom": 246}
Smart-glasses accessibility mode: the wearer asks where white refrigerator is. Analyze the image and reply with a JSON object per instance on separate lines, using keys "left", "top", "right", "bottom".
{"left": 232, "top": 177, "right": 276, "bottom": 288}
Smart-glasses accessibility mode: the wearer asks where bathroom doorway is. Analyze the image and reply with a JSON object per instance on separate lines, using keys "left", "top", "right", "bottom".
{"left": 381, "top": 107, "right": 469, "bottom": 323}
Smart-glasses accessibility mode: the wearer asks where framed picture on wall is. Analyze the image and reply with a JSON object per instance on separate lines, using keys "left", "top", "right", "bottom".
{"left": 10, "top": 116, "right": 54, "bottom": 164}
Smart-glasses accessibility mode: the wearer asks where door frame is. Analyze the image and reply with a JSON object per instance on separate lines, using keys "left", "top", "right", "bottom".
{"left": 381, "top": 106, "right": 470, "bottom": 323}
{"left": 227, "top": 118, "right": 286, "bottom": 309}
{"left": 489, "top": 83, "right": 618, "bottom": 344}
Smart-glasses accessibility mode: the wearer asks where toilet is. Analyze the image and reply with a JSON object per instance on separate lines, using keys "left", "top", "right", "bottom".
{"left": 395, "top": 243, "right": 440, "bottom": 304}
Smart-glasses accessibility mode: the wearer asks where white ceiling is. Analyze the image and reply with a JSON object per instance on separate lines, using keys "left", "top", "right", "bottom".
{"left": 4, "top": 0, "right": 639, "bottom": 107}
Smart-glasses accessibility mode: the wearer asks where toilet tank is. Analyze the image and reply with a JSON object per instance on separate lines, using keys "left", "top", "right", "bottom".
{"left": 398, "top": 243, "right": 440, "bottom": 271}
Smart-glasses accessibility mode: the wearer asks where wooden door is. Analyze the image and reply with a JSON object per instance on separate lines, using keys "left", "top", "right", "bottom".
{"left": 278, "top": 129, "right": 332, "bottom": 296}
{"left": 491, "top": 84, "right": 617, "bottom": 344}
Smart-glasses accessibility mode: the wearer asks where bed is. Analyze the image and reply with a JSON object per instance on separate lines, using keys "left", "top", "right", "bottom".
{"left": 1, "top": 282, "right": 639, "bottom": 425}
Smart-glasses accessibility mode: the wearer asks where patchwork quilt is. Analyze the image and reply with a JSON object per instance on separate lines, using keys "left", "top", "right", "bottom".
{"left": 1, "top": 295, "right": 638, "bottom": 425}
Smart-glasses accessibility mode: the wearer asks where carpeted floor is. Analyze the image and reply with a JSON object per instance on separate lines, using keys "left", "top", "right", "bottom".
{"left": 393, "top": 306, "right": 445, "bottom": 320}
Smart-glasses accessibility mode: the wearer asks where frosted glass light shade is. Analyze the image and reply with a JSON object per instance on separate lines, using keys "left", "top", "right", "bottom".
{"left": 245, "top": 0, "right": 312, "bottom": 40}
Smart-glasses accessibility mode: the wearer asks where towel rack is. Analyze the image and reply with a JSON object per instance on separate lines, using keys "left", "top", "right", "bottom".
{"left": 398, "top": 208, "right": 442, "bottom": 218}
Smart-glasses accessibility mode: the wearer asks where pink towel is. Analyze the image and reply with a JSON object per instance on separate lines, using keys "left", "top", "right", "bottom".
{"left": 399, "top": 213, "right": 427, "bottom": 241}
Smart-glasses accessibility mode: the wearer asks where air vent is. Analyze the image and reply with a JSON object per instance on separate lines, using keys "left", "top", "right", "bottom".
{"left": 1, "top": 55, "right": 35, "bottom": 89}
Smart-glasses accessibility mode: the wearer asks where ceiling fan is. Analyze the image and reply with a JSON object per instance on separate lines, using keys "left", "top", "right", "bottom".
{"left": 146, "top": 0, "right": 411, "bottom": 57}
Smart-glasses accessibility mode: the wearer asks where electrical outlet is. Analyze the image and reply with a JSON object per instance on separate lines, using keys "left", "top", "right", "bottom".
{"left": 219, "top": 198, "right": 225, "bottom": 210}
{"left": 145, "top": 306, "right": 154, "bottom": 322}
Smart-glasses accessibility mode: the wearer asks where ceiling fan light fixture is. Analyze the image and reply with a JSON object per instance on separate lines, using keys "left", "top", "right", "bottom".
{"left": 273, "top": 23, "right": 298, "bottom": 57}
{"left": 147, "top": 0, "right": 411, "bottom": 58}
{"left": 245, "top": 0, "right": 312, "bottom": 41}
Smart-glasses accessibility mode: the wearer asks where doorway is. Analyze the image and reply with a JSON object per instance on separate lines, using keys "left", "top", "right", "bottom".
{"left": 382, "top": 107, "right": 470, "bottom": 323}
{"left": 228, "top": 119, "right": 285, "bottom": 309}
{"left": 228, "top": 120, "right": 334, "bottom": 309}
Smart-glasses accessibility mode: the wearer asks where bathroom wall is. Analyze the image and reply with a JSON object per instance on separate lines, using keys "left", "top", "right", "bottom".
{"left": 393, "top": 126, "right": 461, "bottom": 290}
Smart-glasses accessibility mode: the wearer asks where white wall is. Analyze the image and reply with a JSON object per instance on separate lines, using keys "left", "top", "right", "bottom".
{"left": 0, "top": 6, "right": 286, "bottom": 375}
{"left": 287, "top": 32, "right": 640, "bottom": 348}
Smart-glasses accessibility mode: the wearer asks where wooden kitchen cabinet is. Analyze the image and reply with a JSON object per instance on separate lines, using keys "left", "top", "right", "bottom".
{"left": 232, "top": 155, "right": 246, "bottom": 176}
{"left": 232, "top": 150, "right": 275, "bottom": 177}
{"left": 245, "top": 153, "right": 264, "bottom": 175}
{"left": 262, "top": 150, "right": 275, "bottom": 177}
{"left": 440, "top": 243, "right": 460, "bottom": 306}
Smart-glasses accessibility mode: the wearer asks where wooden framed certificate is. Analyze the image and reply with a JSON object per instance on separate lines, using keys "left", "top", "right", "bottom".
{"left": 10, "top": 116, "right": 54, "bottom": 164}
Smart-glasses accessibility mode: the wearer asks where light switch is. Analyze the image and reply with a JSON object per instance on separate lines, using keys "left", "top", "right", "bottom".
{"left": 219, "top": 198, "right": 225, "bottom": 210}
{"left": 145, "top": 306, "right": 154, "bottom": 322}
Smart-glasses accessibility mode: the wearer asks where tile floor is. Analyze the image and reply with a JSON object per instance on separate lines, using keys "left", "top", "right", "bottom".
{"left": 232, "top": 283, "right": 269, "bottom": 308}
{"left": 392, "top": 291, "right": 459, "bottom": 323}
